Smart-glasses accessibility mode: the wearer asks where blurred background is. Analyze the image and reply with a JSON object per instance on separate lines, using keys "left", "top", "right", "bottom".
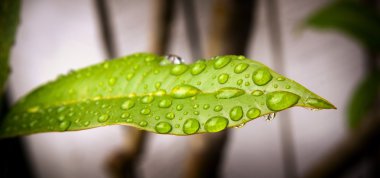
{"left": 1, "top": 0, "right": 379, "bottom": 178}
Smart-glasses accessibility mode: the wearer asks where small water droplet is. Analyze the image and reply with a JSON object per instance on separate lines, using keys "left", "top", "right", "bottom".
{"left": 230, "top": 106, "right": 243, "bottom": 121}
{"left": 171, "top": 85, "right": 201, "bottom": 99}
{"left": 139, "top": 121, "right": 148, "bottom": 127}
{"left": 154, "top": 89, "right": 166, "bottom": 96}
{"left": 273, "top": 84, "right": 278, "bottom": 88}
{"left": 83, "top": 121, "right": 90, "bottom": 126}
{"left": 108, "top": 77, "right": 117, "bottom": 86}
{"left": 191, "top": 62, "right": 206, "bottom": 75}
{"left": 166, "top": 112, "right": 175, "bottom": 120}
{"left": 141, "top": 95, "right": 154, "bottom": 104}
{"left": 59, "top": 121, "right": 71, "bottom": 131}
{"left": 155, "top": 122, "right": 172, "bottom": 134}
{"left": 252, "top": 68, "right": 272, "bottom": 86}
{"left": 193, "top": 111, "right": 200, "bottom": 115}
{"left": 266, "top": 91, "right": 300, "bottom": 111}
{"left": 176, "top": 104, "right": 184, "bottom": 111}
{"left": 170, "top": 64, "right": 188, "bottom": 76}
{"left": 235, "top": 123, "right": 246, "bottom": 128}
{"left": 285, "top": 85, "right": 291, "bottom": 89}
{"left": 140, "top": 108, "right": 151, "bottom": 115}
{"left": 277, "top": 77, "right": 285, "bottom": 81}
{"left": 234, "top": 63, "right": 249, "bottom": 73}
{"left": 203, "top": 104, "right": 210, "bottom": 110}
{"left": 121, "top": 112, "right": 130, "bottom": 119}
{"left": 214, "top": 105, "right": 223, "bottom": 112}
{"left": 218, "top": 73, "right": 229, "bottom": 84}
{"left": 193, "top": 104, "right": 199, "bottom": 109}
{"left": 126, "top": 118, "right": 133, "bottom": 123}
{"left": 251, "top": 90, "right": 264, "bottom": 96}
{"left": 214, "top": 57, "right": 231, "bottom": 69}
{"left": 159, "top": 99, "right": 172, "bottom": 108}
{"left": 155, "top": 116, "right": 160, "bottom": 120}
{"left": 183, "top": 118, "right": 200, "bottom": 135}
{"left": 237, "top": 79, "right": 243, "bottom": 86}
{"left": 165, "top": 54, "right": 183, "bottom": 64}
{"left": 121, "top": 100, "right": 135, "bottom": 110}
{"left": 98, "top": 114, "right": 109, "bottom": 123}
{"left": 215, "top": 87, "right": 245, "bottom": 99}
{"left": 126, "top": 73, "right": 134, "bottom": 80}
{"left": 205, "top": 116, "right": 228, "bottom": 132}
{"left": 246, "top": 108, "right": 261, "bottom": 119}
{"left": 155, "top": 82, "right": 161, "bottom": 89}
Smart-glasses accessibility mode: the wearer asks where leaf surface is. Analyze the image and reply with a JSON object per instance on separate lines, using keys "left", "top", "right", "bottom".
{"left": 0, "top": 53, "right": 335, "bottom": 138}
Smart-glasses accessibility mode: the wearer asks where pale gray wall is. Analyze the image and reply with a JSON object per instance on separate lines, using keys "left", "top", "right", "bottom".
{"left": 8, "top": 0, "right": 365, "bottom": 178}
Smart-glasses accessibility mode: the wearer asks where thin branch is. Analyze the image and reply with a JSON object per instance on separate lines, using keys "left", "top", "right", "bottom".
{"left": 95, "top": 0, "right": 117, "bottom": 58}
{"left": 181, "top": 0, "right": 203, "bottom": 59}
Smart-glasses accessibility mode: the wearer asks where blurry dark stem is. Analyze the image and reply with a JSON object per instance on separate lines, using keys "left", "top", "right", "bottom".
{"left": 264, "top": 0, "right": 298, "bottom": 178}
{"left": 95, "top": 0, "right": 175, "bottom": 178}
{"left": 95, "top": 0, "right": 116, "bottom": 58}
{"left": 180, "top": 0, "right": 203, "bottom": 60}
{"left": 183, "top": 0, "right": 255, "bottom": 178}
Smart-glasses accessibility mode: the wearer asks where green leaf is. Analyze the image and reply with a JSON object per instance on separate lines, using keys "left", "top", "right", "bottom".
{"left": 347, "top": 72, "right": 380, "bottom": 128}
{"left": 0, "top": 0, "right": 21, "bottom": 92}
{"left": 0, "top": 53, "right": 335, "bottom": 138}
{"left": 304, "top": 0, "right": 380, "bottom": 51}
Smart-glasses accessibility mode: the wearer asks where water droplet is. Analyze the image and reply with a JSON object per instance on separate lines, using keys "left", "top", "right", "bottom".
{"left": 266, "top": 91, "right": 300, "bottom": 111}
{"left": 154, "top": 89, "right": 166, "bottom": 96}
{"left": 218, "top": 74, "right": 229, "bottom": 84}
{"left": 171, "top": 85, "right": 201, "bottom": 99}
{"left": 59, "top": 121, "right": 71, "bottom": 131}
{"left": 246, "top": 108, "right": 261, "bottom": 119}
{"left": 306, "top": 98, "right": 336, "bottom": 109}
{"left": 126, "top": 118, "right": 133, "bottom": 123}
{"left": 126, "top": 73, "right": 134, "bottom": 80}
{"left": 252, "top": 68, "right": 272, "bottom": 86}
{"left": 235, "top": 123, "right": 246, "bottom": 128}
{"left": 98, "top": 114, "right": 109, "bottom": 123}
{"left": 155, "top": 82, "right": 161, "bottom": 89}
{"left": 145, "top": 56, "right": 155, "bottom": 62}
{"left": 214, "top": 105, "right": 223, "bottom": 112}
{"left": 183, "top": 118, "right": 200, "bottom": 134}
{"left": 121, "top": 112, "right": 130, "bottom": 119}
{"left": 273, "top": 84, "right": 278, "bottom": 88}
{"left": 140, "top": 108, "right": 151, "bottom": 115}
{"left": 108, "top": 77, "right": 117, "bottom": 86}
{"left": 159, "top": 99, "right": 172, "bottom": 108}
{"left": 277, "top": 77, "right": 285, "bottom": 81}
{"left": 251, "top": 90, "right": 264, "bottom": 96}
{"left": 245, "top": 74, "right": 250, "bottom": 78}
{"left": 245, "top": 82, "right": 250, "bottom": 86}
{"left": 237, "top": 79, "right": 243, "bottom": 86}
{"left": 193, "top": 104, "right": 199, "bottom": 109}
{"left": 170, "top": 64, "right": 188, "bottom": 76}
{"left": 83, "top": 121, "right": 90, "bottom": 126}
{"left": 191, "top": 62, "right": 206, "bottom": 75}
{"left": 139, "top": 121, "right": 148, "bottom": 127}
{"left": 215, "top": 87, "right": 245, "bottom": 99}
{"left": 203, "top": 104, "right": 210, "bottom": 110}
{"left": 230, "top": 106, "right": 243, "bottom": 121}
{"left": 121, "top": 100, "right": 135, "bottom": 110}
{"left": 141, "top": 95, "right": 154, "bottom": 104}
{"left": 194, "top": 111, "right": 200, "bottom": 115}
{"left": 214, "top": 57, "right": 231, "bottom": 69}
{"left": 196, "top": 81, "right": 202, "bottom": 85}
{"left": 166, "top": 112, "right": 175, "bottom": 120}
{"left": 165, "top": 54, "right": 183, "bottom": 64}
{"left": 234, "top": 63, "right": 249, "bottom": 73}
{"left": 205, "top": 116, "right": 228, "bottom": 132}
{"left": 155, "top": 116, "right": 160, "bottom": 120}
{"left": 155, "top": 122, "right": 172, "bottom": 134}
{"left": 266, "top": 113, "right": 276, "bottom": 121}
{"left": 176, "top": 104, "right": 184, "bottom": 111}
{"left": 285, "top": 85, "right": 291, "bottom": 89}
{"left": 28, "top": 106, "right": 39, "bottom": 113}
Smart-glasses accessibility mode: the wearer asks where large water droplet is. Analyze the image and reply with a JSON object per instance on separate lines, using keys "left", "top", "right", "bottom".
{"left": 230, "top": 106, "right": 243, "bottom": 121}
{"left": 183, "top": 118, "right": 200, "bottom": 135}
{"left": 218, "top": 74, "right": 229, "bottom": 84}
{"left": 234, "top": 63, "right": 249, "bottom": 73}
{"left": 306, "top": 98, "right": 336, "bottom": 109}
{"left": 141, "top": 95, "right": 154, "bottom": 104}
{"left": 214, "top": 57, "right": 231, "bottom": 69}
{"left": 159, "top": 99, "right": 172, "bottom": 108}
{"left": 171, "top": 85, "right": 201, "bottom": 99}
{"left": 170, "top": 64, "right": 188, "bottom": 76}
{"left": 205, "top": 116, "right": 228, "bottom": 132}
{"left": 252, "top": 68, "right": 272, "bottom": 86}
{"left": 59, "top": 121, "right": 71, "bottom": 131}
{"left": 155, "top": 122, "right": 172, "bottom": 134}
{"left": 266, "top": 91, "right": 300, "bottom": 111}
{"left": 215, "top": 87, "right": 245, "bottom": 99}
{"left": 246, "top": 108, "right": 261, "bottom": 119}
{"left": 121, "top": 100, "right": 135, "bottom": 110}
{"left": 191, "top": 62, "right": 206, "bottom": 75}
{"left": 98, "top": 114, "right": 109, "bottom": 123}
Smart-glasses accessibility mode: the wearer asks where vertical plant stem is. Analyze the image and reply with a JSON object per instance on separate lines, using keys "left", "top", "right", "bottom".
{"left": 183, "top": 1, "right": 256, "bottom": 178}
{"left": 96, "top": 0, "right": 175, "bottom": 178}
{"left": 264, "top": 0, "right": 298, "bottom": 178}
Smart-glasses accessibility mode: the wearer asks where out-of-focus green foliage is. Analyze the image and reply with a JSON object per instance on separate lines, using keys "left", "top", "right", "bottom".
{"left": 348, "top": 72, "right": 380, "bottom": 128}
{"left": 304, "top": 0, "right": 380, "bottom": 51}
{"left": 0, "top": 0, "right": 21, "bottom": 92}
{"left": 0, "top": 53, "right": 335, "bottom": 138}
